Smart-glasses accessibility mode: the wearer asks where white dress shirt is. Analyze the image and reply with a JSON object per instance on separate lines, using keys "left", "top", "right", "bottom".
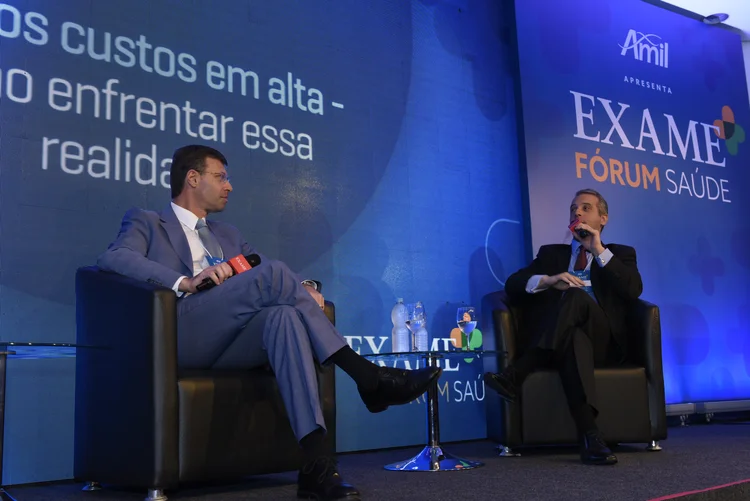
{"left": 170, "top": 202, "right": 213, "bottom": 294}
{"left": 525, "top": 241, "right": 614, "bottom": 293}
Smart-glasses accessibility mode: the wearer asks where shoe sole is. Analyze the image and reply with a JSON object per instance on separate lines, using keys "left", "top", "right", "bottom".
{"left": 365, "top": 402, "right": 388, "bottom": 413}
{"left": 366, "top": 368, "right": 443, "bottom": 413}
{"left": 483, "top": 372, "right": 517, "bottom": 403}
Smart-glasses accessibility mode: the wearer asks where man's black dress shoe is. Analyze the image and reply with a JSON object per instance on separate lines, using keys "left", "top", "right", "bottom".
{"left": 483, "top": 370, "right": 519, "bottom": 403}
{"left": 358, "top": 366, "right": 442, "bottom": 413}
{"left": 580, "top": 430, "right": 618, "bottom": 465}
{"left": 298, "top": 456, "right": 361, "bottom": 500}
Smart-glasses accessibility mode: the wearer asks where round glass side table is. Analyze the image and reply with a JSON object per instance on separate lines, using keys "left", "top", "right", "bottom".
{"left": 363, "top": 349, "right": 503, "bottom": 472}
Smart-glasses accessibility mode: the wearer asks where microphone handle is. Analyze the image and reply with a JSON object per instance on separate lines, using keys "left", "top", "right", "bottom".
{"left": 195, "top": 277, "right": 218, "bottom": 292}
{"left": 194, "top": 254, "right": 262, "bottom": 292}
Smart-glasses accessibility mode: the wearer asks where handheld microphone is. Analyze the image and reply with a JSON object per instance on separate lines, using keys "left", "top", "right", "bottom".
{"left": 568, "top": 219, "right": 590, "bottom": 238}
{"left": 195, "top": 253, "right": 261, "bottom": 292}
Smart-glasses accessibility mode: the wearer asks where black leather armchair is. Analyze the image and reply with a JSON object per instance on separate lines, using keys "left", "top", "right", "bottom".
{"left": 74, "top": 267, "right": 336, "bottom": 500}
{"left": 481, "top": 291, "right": 666, "bottom": 453}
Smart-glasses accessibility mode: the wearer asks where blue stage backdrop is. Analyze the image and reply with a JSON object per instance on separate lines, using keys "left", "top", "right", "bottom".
{"left": 0, "top": 0, "right": 526, "bottom": 483}
{"left": 515, "top": 0, "right": 750, "bottom": 404}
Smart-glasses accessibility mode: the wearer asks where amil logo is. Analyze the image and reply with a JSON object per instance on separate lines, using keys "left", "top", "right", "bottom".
{"left": 619, "top": 29, "right": 668, "bottom": 68}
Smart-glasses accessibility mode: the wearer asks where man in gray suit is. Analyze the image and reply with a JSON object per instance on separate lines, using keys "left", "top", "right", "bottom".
{"left": 98, "top": 144, "right": 441, "bottom": 500}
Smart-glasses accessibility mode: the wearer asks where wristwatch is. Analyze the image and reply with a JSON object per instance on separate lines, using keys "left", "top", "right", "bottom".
{"left": 301, "top": 279, "right": 319, "bottom": 291}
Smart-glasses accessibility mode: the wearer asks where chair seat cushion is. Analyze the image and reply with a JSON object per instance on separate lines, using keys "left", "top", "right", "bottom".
{"left": 521, "top": 366, "right": 651, "bottom": 445}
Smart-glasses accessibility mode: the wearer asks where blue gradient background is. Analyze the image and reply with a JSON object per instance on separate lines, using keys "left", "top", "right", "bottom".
{"left": 0, "top": 0, "right": 526, "bottom": 483}
{"left": 515, "top": 0, "right": 750, "bottom": 405}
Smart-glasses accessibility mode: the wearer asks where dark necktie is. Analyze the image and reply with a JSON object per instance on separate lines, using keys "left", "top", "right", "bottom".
{"left": 574, "top": 246, "right": 588, "bottom": 271}
{"left": 195, "top": 219, "right": 224, "bottom": 260}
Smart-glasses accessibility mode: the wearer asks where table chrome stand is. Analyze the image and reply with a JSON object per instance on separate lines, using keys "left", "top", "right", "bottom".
{"left": 384, "top": 353, "right": 483, "bottom": 471}
{"left": 0, "top": 349, "right": 18, "bottom": 501}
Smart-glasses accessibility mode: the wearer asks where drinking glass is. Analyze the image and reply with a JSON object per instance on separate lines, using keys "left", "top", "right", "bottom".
{"left": 406, "top": 301, "right": 427, "bottom": 351}
{"left": 456, "top": 306, "right": 477, "bottom": 348}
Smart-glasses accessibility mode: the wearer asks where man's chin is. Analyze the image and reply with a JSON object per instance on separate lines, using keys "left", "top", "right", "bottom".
{"left": 208, "top": 202, "right": 228, "bottom": 213}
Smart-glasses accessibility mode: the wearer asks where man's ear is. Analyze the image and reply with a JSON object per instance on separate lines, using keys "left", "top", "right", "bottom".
{"left": 187, "top": 169, "right": 200, "bottom": 188}
{"left": 600, "top": 214, "right": 609, "bottom": 228}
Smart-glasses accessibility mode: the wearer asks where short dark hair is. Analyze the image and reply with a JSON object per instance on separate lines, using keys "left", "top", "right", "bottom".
{"left": 170, "top": 145, "right": 228, "bottom": 198}
{"left": 575, "top": 188, "right": 608, "bottom": 216}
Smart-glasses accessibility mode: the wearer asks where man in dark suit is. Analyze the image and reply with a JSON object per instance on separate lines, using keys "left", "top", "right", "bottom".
{"left": 484, "top": 188, "right": 642, "bottom": 465}
{"left": 98, "top": 144, "right": 441, "bottom": 500}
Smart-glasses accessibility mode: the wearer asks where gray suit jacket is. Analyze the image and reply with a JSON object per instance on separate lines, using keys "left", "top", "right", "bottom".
{"left": 97, "top": 205, "right": 263, "bottom": 289}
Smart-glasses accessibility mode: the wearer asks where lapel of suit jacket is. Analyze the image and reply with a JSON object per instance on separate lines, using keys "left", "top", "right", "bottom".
{"left": 160, "top": 205, "right": 193, "bottom": 273}
{"left": 560, "top": 244, "right": 574, "bottom": 273}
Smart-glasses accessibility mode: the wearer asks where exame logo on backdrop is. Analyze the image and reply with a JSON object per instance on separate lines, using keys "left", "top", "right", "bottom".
{"left": 344, "top": 335, "right": 485, "bottom": 404}
{"left": 619, "top": 29, "right": 672, "bottom": 95}
{"left": 571, "top": 90, "right": 745, "bottom": 203}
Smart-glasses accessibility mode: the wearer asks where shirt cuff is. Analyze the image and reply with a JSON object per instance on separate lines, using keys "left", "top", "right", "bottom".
{"left": 173, "top": 276, "right": 187, "bottom": 297}
{"left": 525, "top": 275, "right": 548, "bottom": 293}
{"left": 595, "top": 248, "right": 614, "bottom": 267}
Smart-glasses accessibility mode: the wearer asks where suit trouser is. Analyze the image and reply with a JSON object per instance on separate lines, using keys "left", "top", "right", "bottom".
{"left": 175, "top": 258, "right": 348, "bottom": 441}
{"left": 523, "top": 288, "right": 615, "bottom": 415}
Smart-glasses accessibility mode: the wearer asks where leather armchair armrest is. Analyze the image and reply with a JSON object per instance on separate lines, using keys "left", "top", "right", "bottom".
{"left": 482, "top": 290, "right": 522, "bottom": 446}
{"left": 482, "top": 291, "right": 517, "bottom": 371}
{"left": 320, "top": 299, "right": 336, "bottom": 453}
{"left": 630, "top": 298, "right": 667, "bottom": 440}
{"left": 74, "top": 266, "right": 180, "bottom": 489}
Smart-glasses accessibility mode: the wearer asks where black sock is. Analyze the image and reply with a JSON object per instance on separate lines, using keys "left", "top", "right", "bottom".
{"left": 300, "top": 427, "right": 328, "bottom": 464}
{"left": 573, "top": 404, "right": 597, "bottom": 436}
{"left": 328, "top": 346, "right": 379, "bottom": 391}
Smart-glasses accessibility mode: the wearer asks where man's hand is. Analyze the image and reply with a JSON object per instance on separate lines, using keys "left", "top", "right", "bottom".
{"left": 303, "top": 283, "right": 325, "bottom": 310}
{"left": 539, "top": 272, "right": 586, "bottom": 291}
{"left": 572, "top": 222, "right": 606, "bottom": 257}
{"left": 179, "top": 262, "right": 234, "bottom": 293}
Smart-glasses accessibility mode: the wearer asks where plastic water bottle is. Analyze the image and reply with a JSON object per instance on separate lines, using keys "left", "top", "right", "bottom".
{"left": 391, "top": 298, "right": 410, "bottom": 353}
{"left": 413, "top": 324, "right": 429, "bottom": 352}
{"left": 411, "top": 301, "right": 429, "bottom": 352}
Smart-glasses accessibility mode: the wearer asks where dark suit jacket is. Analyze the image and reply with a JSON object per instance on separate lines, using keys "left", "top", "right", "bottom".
{"left": 504, "top": 243, "right": 643, "bottom": 358}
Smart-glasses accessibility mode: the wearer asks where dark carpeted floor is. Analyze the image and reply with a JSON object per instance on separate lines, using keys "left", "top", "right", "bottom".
{"left": 7, "top": 423, "right": 750, "bottom": 501}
